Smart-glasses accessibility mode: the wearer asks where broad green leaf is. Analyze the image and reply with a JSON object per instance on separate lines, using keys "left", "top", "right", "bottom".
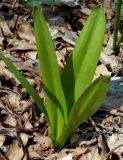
{"left": 61, "top": 6, "right": 106, "bottom": 114}
{"left": 70, "top": 76, "right": 110, "bottom": 131}
{"left": 33, "top": 7, "right": 67, "bottom": 140}
{"left": 55, "top": 76, "right": 110, "bottom": 149}
{"left": 0, "top": 51, "right": 48, "bottom": 121}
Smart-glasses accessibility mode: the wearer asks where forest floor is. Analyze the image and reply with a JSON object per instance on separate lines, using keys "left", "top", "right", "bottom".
{"left": 0, "top": 0, "right": 123, "bottom": 159}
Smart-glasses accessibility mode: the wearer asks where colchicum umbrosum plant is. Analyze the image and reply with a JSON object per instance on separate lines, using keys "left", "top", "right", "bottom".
{"left": 0, "top": 1, "right": 110, "bottom": 149}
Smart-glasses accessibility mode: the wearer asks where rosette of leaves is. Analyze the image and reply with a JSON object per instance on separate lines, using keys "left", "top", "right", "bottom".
{"left": 0, "top": 5, "right": 110, "bottom": 149}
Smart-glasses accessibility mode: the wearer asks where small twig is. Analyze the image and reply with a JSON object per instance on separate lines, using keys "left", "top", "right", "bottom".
{"left": 13, "top": 14, "right": 20, "bottom": 34}
{"left": 101, "top": 143, "right": 123, "bottom": 160}
{"left": 0, "top": 122, "right": 39, "bottom": 133}
{"left": 12, "top": 0, "right": 19, "bottom": 8}
{"left": 0, "top": 2, "right": 13, "bottom": 9}
{"left": 89, "top": 118, "right": 110, "bottom": 156}
{"left": 0, "top": 0, "right": 4, "bottom": 8}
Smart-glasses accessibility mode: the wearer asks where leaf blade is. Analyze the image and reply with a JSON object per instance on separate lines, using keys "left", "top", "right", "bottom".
{"left": 33, "top": 7, "right": 67, "bottom": 139}
{"left": 72, "top": 76, "right": 110, "bottom": 130}
{"left": 61, "top": 6, "right": 106, "bottom": 114}
{"left": 55, "top": 76, "right": 110, "bottom": 149}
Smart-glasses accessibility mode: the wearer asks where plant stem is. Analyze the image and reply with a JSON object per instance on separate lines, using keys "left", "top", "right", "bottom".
{"left": 113, "top": 0, "right": 122, "bottom": 53}
{"left": 118, "top": 30, "right": 123, "bottom": 44}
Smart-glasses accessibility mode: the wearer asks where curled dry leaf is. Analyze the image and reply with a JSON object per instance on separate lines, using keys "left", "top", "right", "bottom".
{"left": 24, "top": 121, "right": 33, "bottom": 129}
{"left": 0, "top": 60, "right": 19, "bottom": 86}
{"left": 0, "top": 58, "right": 38, "bottom": 92}
{"left": 7, "top": 92, "right": 32, "bottom": 114}
{"left": 0, "top": 134, "right": 5, "bottom": 148}
{"left": 4, "top": 115, "right": 17, "bottom": 126}
{"left": 28, "top": 135, "right": 53, "bottom": 159}
{"left": 0, "top": 90, "right": 32, "bottom": 114}
{"left": 8, "top": 39, "right": 36, "bottom": 52}
{"left": 20, "top": 133, "right": 30, "bottom": 146}
{"left": 45, "top": 147, "right": 88, "bottom": 160}
{"left": 2, "top": 115, "right": 17, "bottom": 137}
{"left": 0, "top": 21, "right": 14, "bottom": 38}
{"left": 21, "top": 111, "right": 31, "bottom": 121}
{"left": 104, "top": 0, "right": 114, "bottom": 19}
{"left": 103, "top": 34, "right": 114, "bottom": 56}
{"left": 8, "top": 14, "right": 18, "bottom": 31}
{"left": 108, "top": 134, "right": 123, "bottom": 152}
{"left": 17, "top": 24, "right": 35, "bottom": 44}
{"left": 25, "top": 51, "right": 37, "bottom": 61}
{"left": 1, "top": 52, "right": 40, "bottom": 77}
{"left": 34, "top": 135, "right": 53, "bottom": 149}
{"left": 100, "top": 52, "right": 122, "bottom": 74}
{"left": 50, "top": 27, "right": 77, "bottom": 45}
{"left": 94, "top": 64, "right": 111, "bottom": 80}
{"left": 78, "top": 145, "right": 103, "bottom": 160}
{"left": 6, "top": 141, "right": 26, "bottom": 160}
{"left": 58, "top": 154, "right": 72, "bottom": 160}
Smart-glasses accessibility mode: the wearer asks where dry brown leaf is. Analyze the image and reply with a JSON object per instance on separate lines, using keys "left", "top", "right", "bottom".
{"left": 17, "top": 24, "right": 35, "bottom": 44}
{"left": 0, "top": 134, "right": 5, "bottom": 148}
{"left": 2, "top": 116, "right": 17, "bottom": 137}
{"left": 108, "top": 134, "right": 123, "bottom": 152}
{"left": 8, "top": 15, "right": 18, "bottom": 31}
{"left": 28, "top": 135, "right": 53, "bottom": 159}
{"left": 20, "top": 133, "right": 29, "bottom": 146}
{"left": 4, "top": 115, "right": 17, "bottom": 126}
{"left": 8, "top": 39, "right": 36, "bottom": 52}
{"left": 6, "top": 141, "right": 25, "bottom": 160}
{"left": 0, "top": 90, "right": 32, "bottom": 114}
{"left": 94, "top": 64, "right": 111, "bottom": 80}
{"left": 72, "top": 147, "right": 88, "bottom": 160}
{"left": 45, "top": 147, "right": 88, "bottom": 160}
{"left": 0, "top": 60, "right": 19, "bottom": 86}
{"left": 58, "top": 154, "right": 72, "bottom": 160}
{"left": 24, "top": 121, "right": 33, "bottom": 129}
{"left": 21, "top": 112, "right": 30, "bottom": 121}
{"left": 103, "top": 34, "right": 114, "bottom": 56}
{"left": 0, "top": 21, "right": 14, "bottom": 38}
{"left": 79, "top": 145, "right": 103, "bottom": 160}
{"left": 25, "top": 51, "right": 37, "bottom": 61}
{"left": 7, "top": 92, "right": 31, "bottom": 114}
{"left": 104, "top": 0, "right": 114, "bottom": 19}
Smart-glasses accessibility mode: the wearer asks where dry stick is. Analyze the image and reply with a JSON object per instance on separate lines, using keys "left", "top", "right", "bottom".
{"left": 102, "top": 143, "right": 123, "bottom": 160}
{"left": 0, "top": 122, "right": 39, "bottom": 133}
{"left": 12, "top": 0, "right": 19, "bottom": 8}
{"left": 89, "top": 118, "right": 110, "bottom": 156}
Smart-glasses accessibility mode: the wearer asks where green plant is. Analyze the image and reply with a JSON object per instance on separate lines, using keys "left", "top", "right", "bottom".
{"left": 113, "top": 0, "right": 122, "bottom": 53}
{"left": 0, "top": 5, "right": 110, "bottom": 149}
